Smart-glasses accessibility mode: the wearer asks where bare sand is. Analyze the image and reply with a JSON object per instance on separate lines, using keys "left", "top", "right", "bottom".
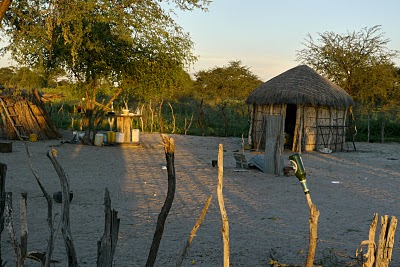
{"left": 1, "top": 131, "right": 400, "bottom": 266}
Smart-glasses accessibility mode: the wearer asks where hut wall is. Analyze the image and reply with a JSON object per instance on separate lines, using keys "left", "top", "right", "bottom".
{"left": 303, "top": 106, "right": 348, "bottom": 152}
{"left": 249, "top": 104, "right": 349, "bottom": 152}
{"left": 249, "top": 104, "right": 285, "bottom": 151}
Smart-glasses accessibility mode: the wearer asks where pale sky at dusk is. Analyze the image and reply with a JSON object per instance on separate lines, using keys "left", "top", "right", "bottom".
{"left": 1, "top": 0, "right": 399, "bottom": 81}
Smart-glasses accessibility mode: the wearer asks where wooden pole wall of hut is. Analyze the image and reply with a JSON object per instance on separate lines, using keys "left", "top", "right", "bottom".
{"left": 247, "top": 104, "right": 254, "bottom": 146}
{"left": 315, "top": 107, "right": 320, "bottom": 151}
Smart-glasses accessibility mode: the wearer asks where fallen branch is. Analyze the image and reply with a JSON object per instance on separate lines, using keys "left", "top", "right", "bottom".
{"left": 146, "top": 135, "right": 176, "bottom": 267}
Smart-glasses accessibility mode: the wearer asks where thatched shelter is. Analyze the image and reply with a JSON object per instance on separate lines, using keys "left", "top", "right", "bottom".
{"left": 246, "top": 65, "right": 355, "bottom": 152}
{"left": 0, "top": 89, "right": 61, "bottom": 140}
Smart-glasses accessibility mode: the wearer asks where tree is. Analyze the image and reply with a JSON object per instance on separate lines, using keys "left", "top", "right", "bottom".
{"left": 0, "top": 66, "right": 15, "bottom": 88}
{"left": 193, "top": 60, "right": 263, "bottom": 136}
{"left": 193, "top": 60, "right": 263, "bottom": 103}
{"left": 1, "top": 0, "right": 210, "bottom": 143}
{"left": 296, "top": 26, "right": 399, "bottom": 142}
{"left": 296, "top": 25, "right": 398, "bottom": 103}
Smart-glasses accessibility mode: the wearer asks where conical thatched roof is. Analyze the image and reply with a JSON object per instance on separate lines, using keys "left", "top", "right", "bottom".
{"left": 246, "top": 65, "right": 354, "bottom": 108}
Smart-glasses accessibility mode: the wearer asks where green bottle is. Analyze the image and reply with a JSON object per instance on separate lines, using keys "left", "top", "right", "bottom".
{"left": 289, "top": 153, "right": 309, "bottom": 194}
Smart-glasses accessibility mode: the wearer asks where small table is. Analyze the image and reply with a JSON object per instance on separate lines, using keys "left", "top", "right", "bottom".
{"left": 107, "top": 113, "right": 141, "bottom": 143}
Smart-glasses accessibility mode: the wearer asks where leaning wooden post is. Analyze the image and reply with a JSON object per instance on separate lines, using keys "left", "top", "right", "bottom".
{"left": 217, "top": 144, "right": 230, "bottom": 267}
{"left": 97, "top": 188, "right": 120, "bottom": 266}
{"left": 47, "top": 148, "right": 78, "bottom": 267}
{"left": 146, "top": 135, "right": 176, "bottom": 267}
{"left": 289, "top": 153, "right": 319, "bottom": 267}
{"left": 176, "top": 195, "right": 212, "bottom": 267}
{"left": 25, "top": 143, "right": 54, "bottom": 267}
{"left": 0, "top": 163, "right": 6, "bottom": 266}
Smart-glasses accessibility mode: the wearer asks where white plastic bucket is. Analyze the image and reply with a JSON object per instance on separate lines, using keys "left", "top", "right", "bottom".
{"left": 116, "top": 132, "right": 124, "bottom": 143}
{"left": 132, "top": 129, "right": 140, "bottom": 142}
{"left": 94, "top": 133, "right": 104, "bottom": 146}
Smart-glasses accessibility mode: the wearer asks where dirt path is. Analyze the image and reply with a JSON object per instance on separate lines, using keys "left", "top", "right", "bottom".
{"left": 1, "top": 132, "right": 400, "bottom": 266}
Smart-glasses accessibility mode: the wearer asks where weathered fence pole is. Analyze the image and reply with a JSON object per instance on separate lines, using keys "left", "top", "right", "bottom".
{"left": 217, "top": 144, "right": 230, "bottom": 267}
{"left": 376, "top": 215, "right": 398, "bottom": 267}
{"left": 97, "top": 188, "right": 120, "bottom": 267}
{"left": 5, "top": 192, "right": 28, "bottom": 267}
{"left": 146, "top": 135, "right": 176, "bottom": 267}
{"left": 264, "top": 115, "right": 284, "bottom": 175}
{"left": 47, "top": 148, "right": 78, "bottom": 267}
{"left": 0, "top": 163, "right": 6, "bottom": 266}
{"left": 25, "top": 143, "right": 55, "bottom": 267}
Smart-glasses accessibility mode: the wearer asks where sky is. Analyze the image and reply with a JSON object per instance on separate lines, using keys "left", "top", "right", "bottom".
{"left": 1, "top": 0, "right": 400, "bottom": 81}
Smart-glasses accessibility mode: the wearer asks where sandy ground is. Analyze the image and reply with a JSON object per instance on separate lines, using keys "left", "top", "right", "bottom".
{"left": 1, "top": 131, "right": 400, "bottom": 266}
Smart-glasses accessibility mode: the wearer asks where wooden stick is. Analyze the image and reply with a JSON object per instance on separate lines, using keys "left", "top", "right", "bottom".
{"left": 20, "top": 192, "right": 28, "bottom": 262}
{"left": 25, "top": 143, "right": 54, "bottom": 267}
{"left": 0, "top": 163, "right": 6, "bottom": 267}
{"left": 376, "top": 215, "right": 398, "bottom": 267}
{"left": 47, "top": 148, "right": 78, "bottom": 267}
{"left": 97, "top": 188, "right": 120, "bottom": 266}
{"left": 306, "top": 202, "right": 319, "bottom": 267}
{"left": 5, "top": 192, "right": 27, "bottom": 266}
{"left": 365, "top": 213, "right": 379, "bottom": 267}
{"left": 176, "top": 195, "right": 212, "bottom": 267}
{"left": 146, "top": 135, "right": 176, "bottom": 267}
{"left": 217, "top": 144, "right": 230, "bottom": 267}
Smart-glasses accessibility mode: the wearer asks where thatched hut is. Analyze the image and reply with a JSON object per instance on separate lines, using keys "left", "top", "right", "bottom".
{"left": 0, "top": 89, "right": 61, "bottom": 140}
{"left": 246, "top": 65, "right": 355, "bottom": 152}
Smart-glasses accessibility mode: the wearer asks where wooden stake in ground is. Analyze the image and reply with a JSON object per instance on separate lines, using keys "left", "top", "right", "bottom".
{"left": 176, "top": 195, "right": 212, "bottom": 267}
{"left": 5, "top": 192, "right": 28, "bottom": 267}
{"left": 376, "top": 215, "right": 398, "bottom": 267}
{"left": 47, "top": 148, "right": 78, "bottom": 267}
{"left": 0, "top": 163, "right": 6, "bottom": 266}
{"left": 289, "top": 153, "right": 319, "bottom": 267}
{"left": 25, "top": 143, "right": 55, "bottom": 267}
{"left": 217, "top": 144, "right": 230, "bottom": 267}
{"left": 97, "top": 188, "right": 120, "bottom": 266}
{"left": 146, "top": 135, "right": 176, "bottom": 267}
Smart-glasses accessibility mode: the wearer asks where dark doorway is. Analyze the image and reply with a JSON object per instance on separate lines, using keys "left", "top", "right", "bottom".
{"left": 284, "top": 104, "right": 297, "bottom": 148}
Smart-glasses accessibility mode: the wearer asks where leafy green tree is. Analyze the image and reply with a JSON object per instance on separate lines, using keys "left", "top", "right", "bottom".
{"left": 192, "top": 60, "right": 262, "bottom": 136}
{"left": 296, "top": 25, "right": 398, "bottom": 103}
{"left": 193, "top": 60, "right": 263, "bottom": 103}
{"left": 296, "top": 25, "right": 399, "bottom": 142}
{"left": 1, "top": 0, "right": 210, "bottom": 142}
{"left": 0, "top": 66, "right": 15, "bottom": 88}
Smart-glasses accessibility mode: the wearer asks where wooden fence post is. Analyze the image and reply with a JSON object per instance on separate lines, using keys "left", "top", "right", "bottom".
{"left": 97, "top": 188, "right": 120, "bottom": 266}
{"left": 217, "top": 144, "right": 230, "bottom": 267}
{"left": 264, "top": 115, "right": 283, "bottom": 175}
{"left": 0, "top": 163, "right": 6, "bottom": 266}
{"left": 47, "top": 148, "right": 78, "bottom": 267}
{"left": 146, "top": 135, "right": 176, "bottom": 267}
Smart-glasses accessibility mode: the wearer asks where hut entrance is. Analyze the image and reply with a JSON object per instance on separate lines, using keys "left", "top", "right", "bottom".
{"left": 284, "top": 104, "right": 297, "bottom": 147}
